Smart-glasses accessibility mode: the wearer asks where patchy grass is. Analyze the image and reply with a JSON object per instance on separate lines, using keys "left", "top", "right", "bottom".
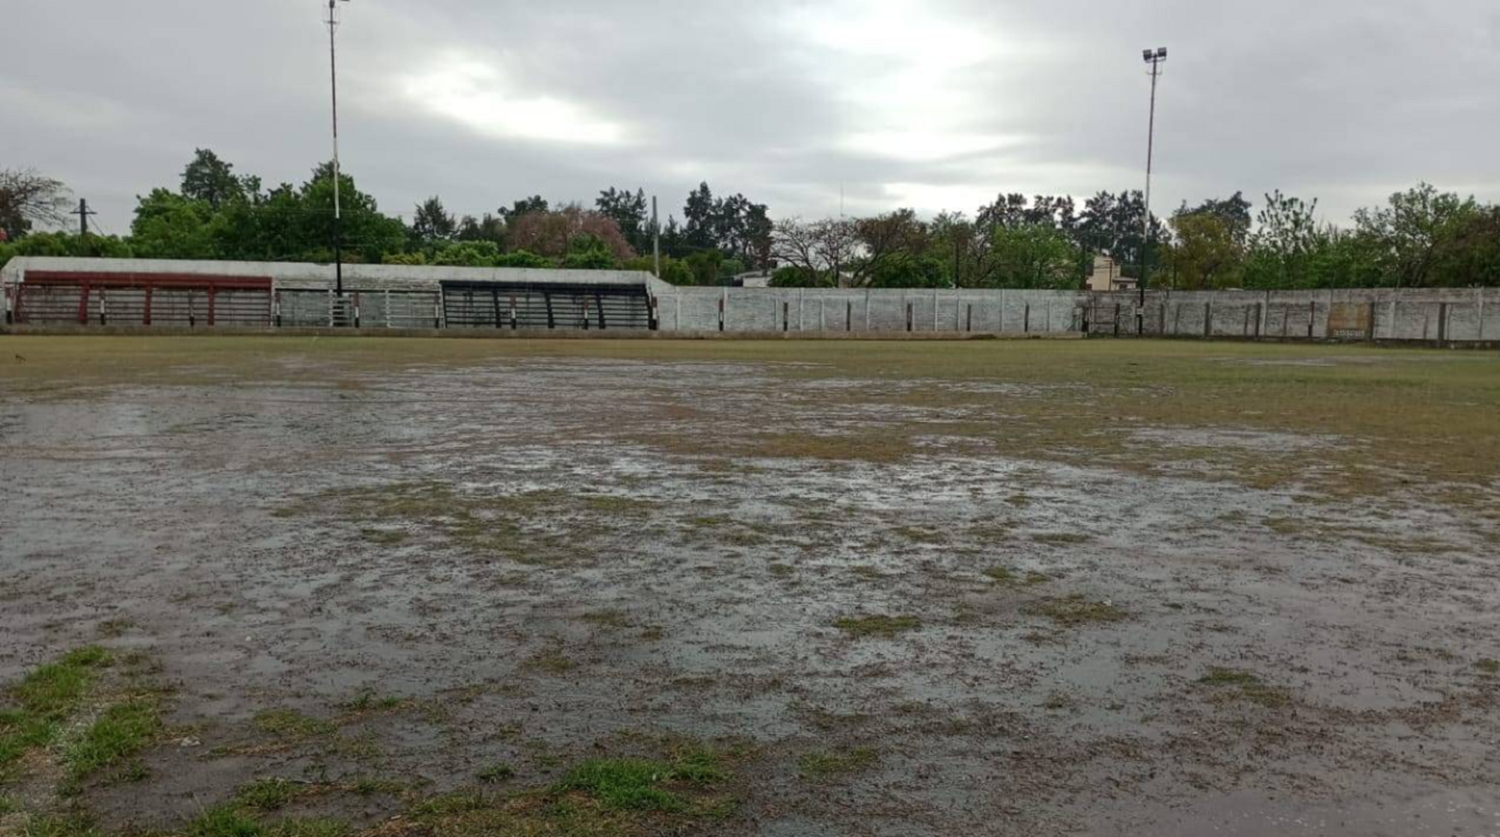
{"left": 891, "top": 526, "right": 949, "bottom": 545}
{"left": 407, "top": 750, "right": 733, "bottom": 836}
{"left": 184, "top": 804, "right": 264, "bottom": 837}
{"left": 235, "top": 777, "right": 304, "bottom": 811}
{"left": 8, "top": 337, "right": 1500, "bottom": 498}
{"left": 580, "top": 610, "right": 631, "bottom": 629}
{"left": 0, "top": 646, "right": 113, "bottom": 777}
{"left": 832, "top": 615, "right": 920, "bottom": 639}
{"left": 65, "top": 697, "right": 162, "bottom": 781}
{"left": 1031, "top": 595, "right": 1126, "bottom": 626}
{"left": 984, "top": 566, "right": 1050, "bottom": 586}
{"left": 358, "top": 528, "right": 408, "bottom": 546}
{"left": 478, "top": 762, "right": 515, "bottom": 784}
{"left": 1474, "top": 659, "right": 1499, "bottom": 676}
{"left": 553, "top": 759, "right": 690, "bottom": 812}
{"left": 184, "top": 802, "right": 352, "bottom": 837}
{"left": 524, "top": 646, "right": 577, "bottom": 674}
{"left": 1198, "top": 668, "right": 1292, "bottom": 708}
{"left": 340, "top": 691, "right": 411, "bottom": 716}
{"left": 798, "top": 747, "right": 878, "bottom": 780}
{"left": 253, "top": 709, "right": 335, "bottom": 740}
{"left": 21, "top": 811, "right": 104, "bottom": 837}
{"left": 96, "top": 619, "right": 136, "bottom": 639}
{"left": 1031, "top": 532, "right": 1093, "bottom": 546}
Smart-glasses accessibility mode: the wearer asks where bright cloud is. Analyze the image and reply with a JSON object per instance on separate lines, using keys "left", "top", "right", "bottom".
{"left": 400, "top": 54, "right": 629, "bottom": 146}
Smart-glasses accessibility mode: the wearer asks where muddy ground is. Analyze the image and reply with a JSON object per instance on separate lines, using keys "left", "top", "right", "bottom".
{"left": 1, "top": 337, "right": 1498, "bottom": 836}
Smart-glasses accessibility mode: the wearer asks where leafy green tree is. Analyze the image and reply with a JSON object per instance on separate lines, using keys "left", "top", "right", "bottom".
{"left": 494, "top": 250, "right": 551, "bottom": 269}
{"left": 499, "top": 195, "right": 549, "bottom": 220}
{"left": 866, "top": 255, "right": 948, "bottom": 288}
{"left": 769, "top": 265, "right": 831, "bottom": 288}
{"left": 5, "top": 230, "right": 133, "bottom": 260}
{"left": 130, "top": 189, "right": 216, "bottom": 258}
{"left": 382, "top": 251, "right": 427, "bottom": 265}
{"left": 456, "top": 213, "right": 506, "bottom": 248}
{"left": 596, "top": 187, "right": 648, "bottom": 252}
{"left": 1354, "top": 183, "right": 1480, "bottom": 287}
{"left": 412, "top": 196, "right": 457, "bottom": 248}
{"left": 1178, "top": 192, "right": 1253, "bottom": 247}
{"left": 181, "top": 149, "right": 248, "bottom": 210}
{"left": 683, "top": 182, "right": 717, "bottom": 253}
{"left": 684, "top": 250, "right": 724, "bottom": 285}
{"left": 985, "top": 223, "right": 1082, "bottom": 289}
{"left": 433, "top": 241, "right": 500, "bottom": 266}
{"left": 1168, "top": 212, "right": 1242, "bottom": 289}
{"left": 1436, "top": 206, "right": 1500, "bottom": 287}
{"left": 1078, "top": 191, "right": 1166, "bottom": 276}
{"left": 297, "top": 162, "right": 408, "bottom": 263}
{"left": 1242, "top": 191, "right": 1326, "bottom": 288}
{"left": 562, "top": 235, "right": 617, "bottom": 270}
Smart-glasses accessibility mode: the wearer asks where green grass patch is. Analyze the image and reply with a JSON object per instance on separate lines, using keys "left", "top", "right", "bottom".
{"left": 478, "top": 762, "right": 515, "bottom": 784}
{"left": 832, "top": 615, "right": 920, "bottom": 639}
{"left": 185, "top": 804, "right": 263, "bottom": 837}
{"left": 1198, "top": 667, "right": 1292, "bottom": 708}
{"left": 984, "top": 566, "right": 1049, "bottom": 586}
{"left": 341, "top": 691, "right": 411, "bottom": 716}
{"left": 798, "top": 747, "right": 878, "bottom": 780}
{"left": 1476, "top": 659, "right": 1499, "bottom": 675}
{"left": 236, "top": 777, "right": 303, "bottom": 811}
{"left": 23, "top": 811, "right": 104, "bottom": 837}
{"left": 524, "top": 647, "right": 576, "bottom": 674}
{"left": 553, "top": 759, "right": 688, "bottom": 812}
{"left": 65, "top": 697, "right": 161, "bottom": 781}
{"left": 0, "top": 646, "right": 113, "bottom": 776}
{"left": 1030, "top": 595, "right": 1126, "bottom": 626}
{"left": 13, "top": 647, "right": 111, "bottom": 720}
{"left": 184, "top": 803, "right": 351, "bottom": 837}
{"left": 253, "top": 709, "right": 335, "bottom": 740}
{"left": 408, "top": 749, "right": 732, "bottom": 835}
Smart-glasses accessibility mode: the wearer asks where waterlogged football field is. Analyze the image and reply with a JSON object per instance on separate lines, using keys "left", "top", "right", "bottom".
{"left": 1, "top": 336, "right": 1497, "bottom": 837}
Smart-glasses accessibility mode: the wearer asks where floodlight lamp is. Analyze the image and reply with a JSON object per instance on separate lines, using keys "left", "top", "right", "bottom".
{"left": 1143, "top": 49, "right": 1154, "bottom": 61}
{"left": 1157, "top": 47, "right": 1168, "bottom": 58}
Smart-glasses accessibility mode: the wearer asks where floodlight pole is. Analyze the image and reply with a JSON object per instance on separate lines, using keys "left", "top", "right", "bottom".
{"left": 328, "top": 0, "right": 347, "bottom": 297}
{"left": 652, "top": 196, "right": 661, "bottom": 278}
{"left": 1139, "top": 46, "right": 1167, "bottom": 333}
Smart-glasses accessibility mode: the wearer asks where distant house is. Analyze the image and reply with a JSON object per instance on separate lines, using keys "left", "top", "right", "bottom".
{"left": 1085, "top": 255, "right": 1138, "bottom": 292}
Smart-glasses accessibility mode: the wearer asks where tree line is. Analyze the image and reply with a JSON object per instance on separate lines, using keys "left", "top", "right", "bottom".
{"left": 2, "top": 150, "right": 1497, "bottom": 290}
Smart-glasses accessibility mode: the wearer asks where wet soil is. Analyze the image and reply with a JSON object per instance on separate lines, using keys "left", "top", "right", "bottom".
{"left": 1, "top": 344, "right": 1497, "bottom": 836}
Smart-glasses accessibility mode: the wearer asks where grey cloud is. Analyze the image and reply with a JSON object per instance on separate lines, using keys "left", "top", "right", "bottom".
{"left": 5, "top": 0, "right": 1498, "bottom": 234}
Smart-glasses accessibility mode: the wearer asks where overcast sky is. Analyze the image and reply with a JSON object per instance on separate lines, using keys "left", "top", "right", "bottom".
{"left": 6, "top": 1, "right": 1500, "bottom": 234}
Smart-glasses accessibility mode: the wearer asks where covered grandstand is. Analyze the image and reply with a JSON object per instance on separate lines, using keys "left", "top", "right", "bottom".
{"left": 0, "top": 258, "right": 660, "bottom": 331}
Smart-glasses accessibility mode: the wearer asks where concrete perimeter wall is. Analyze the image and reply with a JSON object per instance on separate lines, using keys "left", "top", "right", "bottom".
{"left": 651, "top": 284, "right": 1085, "bottom": 335}
{"left": 1088, "top": 288, "right": 1500, "bottom": 344}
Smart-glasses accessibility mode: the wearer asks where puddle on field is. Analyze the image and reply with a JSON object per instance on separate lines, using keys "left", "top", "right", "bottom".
{"left": 1, "top": 355, "right": 1497, "bottom": 836}
{"left": 1096, "top": 786, "right": 1500, "bottom": 837}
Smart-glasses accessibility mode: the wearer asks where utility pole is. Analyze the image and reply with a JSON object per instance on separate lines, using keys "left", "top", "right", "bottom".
{"left": 72, "top": 199, "right": 96, "bottom": 239}
{"left": 652, "top": 196, "right": 661, "bottom": 278}
{"left": 1139, "top": 46, "right": 1167, "bottom": 334}
{"left": 327, "top": 0, "right": 349, "bottom": 297}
